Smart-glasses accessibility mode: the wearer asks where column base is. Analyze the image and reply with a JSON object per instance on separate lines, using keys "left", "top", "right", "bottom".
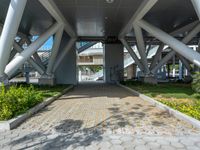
{"left": 39, "top": 75, "right": 55, "bottom": 86}
{"left": 0, "top": 74, "right": 9, "bottom": 86}
{"left": 140, "top": 76, "right": 158, "bottom": 84}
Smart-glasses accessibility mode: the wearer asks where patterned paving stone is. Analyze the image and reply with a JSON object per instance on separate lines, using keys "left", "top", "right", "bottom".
{"left": 0, "top": 83, "right": 200, "bottom": 150}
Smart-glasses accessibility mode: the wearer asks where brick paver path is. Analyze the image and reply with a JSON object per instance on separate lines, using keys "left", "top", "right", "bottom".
{"left": 1, "top": 83, "right": 200, "bottom": 150}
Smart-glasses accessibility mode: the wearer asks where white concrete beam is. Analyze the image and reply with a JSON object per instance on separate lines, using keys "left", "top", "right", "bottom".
{"left": 46, "top": 26, "right": 64, "bottom": 75}
{"left": 39, "top": 0, "right": 76, "bottom": 38}
{"left": 120, "top": 38, "right": 144, "bottom": 71}
{"left": 53, "top": 38, "right": 76, "bottom": 72}
{"left": 0, "top": 0, "right": 27, "bottom": 79}
{"left": 5, "top": 23, "right": 61, "bottom": 78}
{"left": 119, "top": 0, "right": 158, "bottom": 38}
{"left": 133, "top": 25, "right": 150, "bottom": 73}
{"left": 138, "top": 20, "right": 200, "bottom": 72}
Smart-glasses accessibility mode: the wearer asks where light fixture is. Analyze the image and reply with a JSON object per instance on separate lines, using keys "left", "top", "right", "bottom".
{"left": 106, "top": 0, "right": 114, "bottom": 4}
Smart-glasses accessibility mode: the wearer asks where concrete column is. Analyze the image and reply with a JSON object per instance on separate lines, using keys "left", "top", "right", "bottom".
{"left": 5, "top": 23, "right": 60, "bottom": 78}
{"left": 127, "top": 64, "right": 137, "bottom": 79}
{"left": 0, "top": 0, "right": 27, "bottom": 83}
{"left": 55, "top": 36, "right": 77, "bottom": 85}
{"left": 104, "top": 43, "right": 124, "bottom": 83}
{"left": 53, "top": 38, "right": 76, "bottom": 72}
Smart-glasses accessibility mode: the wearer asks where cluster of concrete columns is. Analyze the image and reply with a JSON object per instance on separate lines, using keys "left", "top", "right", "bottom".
{"left": 119, "top": 0, "right": 200, "bottom": 83}
{"left": 0, "top": 0, "right": 200, "bottom": 85}
{"left": 0, "top": 0, "right": 77, "bottom": 85}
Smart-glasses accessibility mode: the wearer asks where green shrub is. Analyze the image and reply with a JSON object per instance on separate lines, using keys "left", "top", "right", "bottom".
{"left": 0, "top": 84, "right": 42, "bottom": 120}
{"left": 159, "top": 100, "right": 200, "bottom": 120}
{"left": 192, "top": 72, "right": 200, "bottom": 93}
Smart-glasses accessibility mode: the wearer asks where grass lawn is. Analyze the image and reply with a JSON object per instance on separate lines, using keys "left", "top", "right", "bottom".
{"left": 0, "top": 84, "right": 69, "bottom": 121}
{"left": 121, "top": 81, "right": 200, "bottom": 120}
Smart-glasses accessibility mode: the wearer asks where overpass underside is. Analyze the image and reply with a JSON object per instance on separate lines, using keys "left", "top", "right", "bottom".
{"left": 0, "top": 0, "right": 200, "bottom": 85}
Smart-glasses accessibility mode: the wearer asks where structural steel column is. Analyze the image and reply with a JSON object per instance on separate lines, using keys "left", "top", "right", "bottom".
{"left": 150, "top": 44, "right": 164, "bottom": 69}
{"left": 133, "top": 25, "right": 150, "bottom": 73}
{"left": 138, "top": 20, "right": 200, "bottom": 69}
{"left": 191, "top": 0, "right": 200, "bottom": 20}
{"left": 0, "top": 0, "right": 27, "bottom": 80}
{"left": 120, "top": 38, "right": 144, "bottom": 71}
{"left": 5, "top": 23, "right": 61, "bottom": 78}
{"left": 46, "top": 26, "right": 64, "bottom": 75}
{"left": 151, "top": 23, "right": 200, "bottom": 73}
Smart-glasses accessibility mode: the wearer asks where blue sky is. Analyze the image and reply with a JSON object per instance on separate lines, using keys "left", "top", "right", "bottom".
{"left": 32, "top": 36, "right": 53, "bottom": 51}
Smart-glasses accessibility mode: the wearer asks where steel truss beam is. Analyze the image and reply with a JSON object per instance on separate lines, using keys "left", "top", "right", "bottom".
{"left": 119, "top": 0, "right": 158, "bottom": 75}
{"left": 5, "top": 23, "right": 61, "bottom": 78}
{"left": 138, "top": 20, "right": 200, "bottom": 72}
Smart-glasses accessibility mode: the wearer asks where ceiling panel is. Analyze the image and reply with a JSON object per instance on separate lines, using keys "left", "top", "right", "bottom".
{"left": 0, "top": 0, "right": 198, "bottom": 40}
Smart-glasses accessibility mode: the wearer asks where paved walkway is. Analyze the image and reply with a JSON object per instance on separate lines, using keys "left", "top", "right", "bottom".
{"left": 1, "top": 83, "right": 200, "bottom": 150}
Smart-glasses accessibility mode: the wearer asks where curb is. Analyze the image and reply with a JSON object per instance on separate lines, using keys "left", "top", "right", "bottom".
{"left": 117, "top": 83, "right": 200, "bottom": 129}
{"left": 0, "top": 85, "right": 74, "bottom": 132}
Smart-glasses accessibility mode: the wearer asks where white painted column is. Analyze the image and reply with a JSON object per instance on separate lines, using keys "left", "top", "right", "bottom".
{"left": 0, "top": 0, "right": 27, "bottom": 80}
{"left": 46, "top": 26, "right": 64, "bottom": 75}
{"left": 5, "top": 23, "right": 61, "bottom": 78}
{"left": 133, "top": 25, "right": 150, "bottom": 74}
{"left": 138, "top": 20, "right": 200, "bottom": 69}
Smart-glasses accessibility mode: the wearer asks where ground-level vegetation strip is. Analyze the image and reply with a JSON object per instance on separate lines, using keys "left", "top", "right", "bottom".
{"left": 121, "top": 81, "right": 200, "bottom": 121}
{"left": 0, "top": 84, "right": 68, "bottom": 121}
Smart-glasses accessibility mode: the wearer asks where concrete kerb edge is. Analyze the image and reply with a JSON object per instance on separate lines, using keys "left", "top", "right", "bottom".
{"left": 0, "top": 85, "right": 74, "bottom": 132}
{"left": 117, "top": 83, "right": 200, "bottom": 129}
